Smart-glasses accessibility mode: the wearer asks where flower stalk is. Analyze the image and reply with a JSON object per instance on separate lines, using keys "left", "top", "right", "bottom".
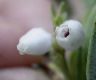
{"left": 50, "top": 40, "right": 71, "bottom": 80}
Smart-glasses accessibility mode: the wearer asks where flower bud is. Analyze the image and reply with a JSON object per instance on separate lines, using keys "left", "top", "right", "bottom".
{"left": 17, "top": 27, "right": 52, "bottom": 55}
{"left": 56, "top": 20, "right": 85, "bottom": 51}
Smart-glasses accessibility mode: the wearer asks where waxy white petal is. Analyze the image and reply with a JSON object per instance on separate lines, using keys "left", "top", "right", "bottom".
{"left": 17, "top": 27, "right": 52, "bottom": 55}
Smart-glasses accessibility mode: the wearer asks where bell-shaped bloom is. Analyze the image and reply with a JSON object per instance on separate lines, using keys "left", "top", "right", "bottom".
{"left": 56, "top": 20, "right": 85, "bottom": 51}
{"left": 17, "top": 27, "right": 52, "bottom": 55}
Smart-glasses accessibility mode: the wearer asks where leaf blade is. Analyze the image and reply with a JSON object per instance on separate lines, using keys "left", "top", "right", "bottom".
{"left": 86, "top": 21, "right": 96, "bottom": 80}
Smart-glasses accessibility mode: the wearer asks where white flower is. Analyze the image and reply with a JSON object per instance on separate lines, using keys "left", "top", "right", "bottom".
{"left": 17, "top": 27, "right": 52, "bottom": 55}
{"left": 56, "top": 20, "right": 85, "bottom": 51}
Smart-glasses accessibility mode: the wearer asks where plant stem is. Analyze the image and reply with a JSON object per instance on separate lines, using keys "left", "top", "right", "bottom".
{"left": 51, "top": 41, "right": 71, "bottom": 80}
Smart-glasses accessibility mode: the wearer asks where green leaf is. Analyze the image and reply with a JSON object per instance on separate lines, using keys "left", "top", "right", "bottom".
{"left": 52, "top": 1, "right": 68, "bottom": 27}
{"left": 51, "top": 0, "right": 71, "bottom": 28}
{"left": 84, "top": 5, "right": 96, "bottom": 49}
{"left": 82, "top": 7, "right": 96, "bottom": 73}
{"left": 53, "top": 14, "right": 67, "bottom": 27}
{"left": 86, "top": 21, "right": 96, "bottom": 80}
{"left": 69, "top": 48, "right": 87, "bottom": 80}
{"left": 83, "top": 5, "right": 96, "bottom": 80}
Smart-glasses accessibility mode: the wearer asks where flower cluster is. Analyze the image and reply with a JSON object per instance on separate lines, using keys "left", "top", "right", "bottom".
{"left": 17, "top": 20, "right": 85, "bottom": 55}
